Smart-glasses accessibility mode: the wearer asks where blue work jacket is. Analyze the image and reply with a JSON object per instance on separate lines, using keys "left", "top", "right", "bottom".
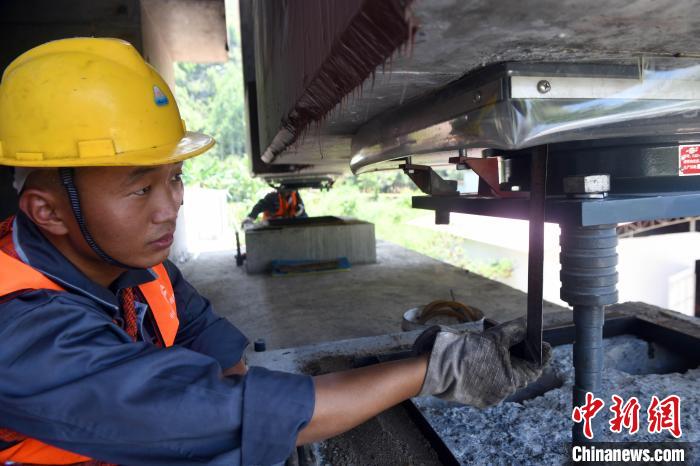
{"left": 0, "top": 212, "right": 315, "bottom": 465}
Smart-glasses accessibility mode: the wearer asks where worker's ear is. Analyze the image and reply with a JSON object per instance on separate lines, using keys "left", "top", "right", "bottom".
{"left": 18, "top": 188, "right": 70, "bottom": 236}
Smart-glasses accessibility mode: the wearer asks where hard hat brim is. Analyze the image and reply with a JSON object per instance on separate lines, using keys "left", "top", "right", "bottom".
{"left": 2, "top": 131, "right": 215, "bottom": 167}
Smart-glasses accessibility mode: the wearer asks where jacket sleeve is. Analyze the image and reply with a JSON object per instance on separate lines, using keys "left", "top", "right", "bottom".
{"left": 0, "top": 291, "right": 315, "bottom": 466}
{"left": 165, "top": 260, "right": 249, "bottom": 369}
{"left": 294, "top": 191, "right": 307, "bottom": 218}
{"left": 247, "top": 192, "right": 278, "bottom": 220}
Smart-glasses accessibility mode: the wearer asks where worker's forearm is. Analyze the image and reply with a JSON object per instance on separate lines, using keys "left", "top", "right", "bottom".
{"left": 296, "top": 354, "right": 428, "bottom": 445}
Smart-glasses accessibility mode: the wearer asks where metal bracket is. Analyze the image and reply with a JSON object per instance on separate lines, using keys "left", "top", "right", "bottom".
{"left": 508, "top": 145, "right": 547, "bottom": 366}
{"left": 525, "top": 145, "right": 547, "bottom": 366}
{"left": 400, "top": 163, "right": 458, "bottom": 196}
{"left": 448, "top": 155, "right": 528, "bottom": 198}
{"left": 271, "top": 177, "right": 335, "bottom": 191}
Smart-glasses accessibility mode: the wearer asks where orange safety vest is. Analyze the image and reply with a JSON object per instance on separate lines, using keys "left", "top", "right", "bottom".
{"left": 0, "top": 236, "right": 179, "bottom": 465}
{"left": 263, "top": 191, "right": 299, "bottom": 220}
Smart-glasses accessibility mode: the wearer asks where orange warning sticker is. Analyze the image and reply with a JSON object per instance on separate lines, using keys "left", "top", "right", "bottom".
{"left": 679, "top": 145, "right": 700, "bottom": 176}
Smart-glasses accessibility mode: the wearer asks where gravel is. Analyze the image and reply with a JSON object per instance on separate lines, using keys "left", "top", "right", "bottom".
{"left": 414, "top": 335, "right": 700, "bottom": 465}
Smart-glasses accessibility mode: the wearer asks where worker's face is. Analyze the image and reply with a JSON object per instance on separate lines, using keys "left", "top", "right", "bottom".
{"left": 70, "top": 162, "right": 184, "bottom": 268}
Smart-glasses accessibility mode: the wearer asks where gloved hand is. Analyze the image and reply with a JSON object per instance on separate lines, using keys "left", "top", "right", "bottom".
{"left": 241, "top": 217, "right": 254, "bottom": 230}
{"left": 413, "top": 318, "right": 551, "bottom": 408}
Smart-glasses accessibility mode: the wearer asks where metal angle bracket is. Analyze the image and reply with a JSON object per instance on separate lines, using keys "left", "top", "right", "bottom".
{"left": 400, "top": 163, "right": 458, "bottom": 196}
{"left": 449, "top": 155, "right": 528, "bottom": 198}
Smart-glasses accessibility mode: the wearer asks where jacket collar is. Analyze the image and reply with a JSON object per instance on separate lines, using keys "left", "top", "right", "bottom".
{"left": 12, "top": 211, "right": 157, "bottom": 312}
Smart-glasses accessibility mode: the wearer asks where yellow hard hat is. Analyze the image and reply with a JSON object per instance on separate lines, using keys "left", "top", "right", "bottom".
{"left": 0, "top": 37, "right": 214, "bottom": 167}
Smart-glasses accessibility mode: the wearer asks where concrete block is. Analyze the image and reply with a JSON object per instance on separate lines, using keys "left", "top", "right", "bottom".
{"left": 245, "top": 217, "right": 376, "bottom": 274}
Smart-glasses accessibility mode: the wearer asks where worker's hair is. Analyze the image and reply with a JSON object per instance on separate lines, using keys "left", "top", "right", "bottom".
{"left": 15, "top": 168, "right": 61, "bottom": 194}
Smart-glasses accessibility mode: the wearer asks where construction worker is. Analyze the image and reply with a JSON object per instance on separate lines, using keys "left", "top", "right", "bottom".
{"left": 242, "top": 188, "right": 307, "bottom": 228}
{"left": 0, "top": 38, "right": 550, "bottom": 466}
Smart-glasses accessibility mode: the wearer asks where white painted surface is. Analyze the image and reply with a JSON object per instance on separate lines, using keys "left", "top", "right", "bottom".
{"left": 411, "top": 214, "right": 700, "bottom": 316}
{"left": 617, "top": 232, "right": 700, "bottom": 316}
{"left": 183, "top": 187, "right": 234, "bottom": 254}
{"left": 408, "top": 213, "right": 565, "bottom": 306}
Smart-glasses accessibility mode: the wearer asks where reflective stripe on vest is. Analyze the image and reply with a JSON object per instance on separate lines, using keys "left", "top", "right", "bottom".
{"left": 0, "top": 249, "right": 179, "bottom": 465}
{"left": 263, "top": 191, "right": 299, "bottom": 220}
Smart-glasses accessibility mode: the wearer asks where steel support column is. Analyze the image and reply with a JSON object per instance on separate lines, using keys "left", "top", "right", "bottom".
{"left": 559, "top": 224, "right": 618, "bottom": 442}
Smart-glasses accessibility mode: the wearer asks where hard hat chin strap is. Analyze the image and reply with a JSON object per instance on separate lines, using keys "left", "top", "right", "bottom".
{"left": 59, "top": 168, "right": 135, "bottom": 270}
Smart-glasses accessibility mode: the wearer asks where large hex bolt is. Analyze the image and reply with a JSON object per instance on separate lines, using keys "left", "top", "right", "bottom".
{"left": 560, "top": 224, "right": 618, "bottom": 443}
{"left": 563, "top": 174, "right": 611, "bottom": 199}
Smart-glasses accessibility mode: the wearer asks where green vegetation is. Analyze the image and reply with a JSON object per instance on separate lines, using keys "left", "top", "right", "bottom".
{"left": 174, "top": 21, "right": 246, "bottom": 159}
{"left": 301, "top": 177, "right": 513, "bottom": 280}
{"left": 174, "top": 20, "right": 512, "bottom": 281}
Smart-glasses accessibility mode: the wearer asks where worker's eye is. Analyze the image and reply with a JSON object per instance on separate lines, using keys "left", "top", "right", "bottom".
{"left": 171, "top": 172, "right": 183, "bottom": 183}
{"left": 132, "top": 185, "right": 151, "bottom": 196}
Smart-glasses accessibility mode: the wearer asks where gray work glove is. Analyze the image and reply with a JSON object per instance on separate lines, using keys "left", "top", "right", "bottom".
{"left": 413, "top": 318, "right": 551, "bottom": 408}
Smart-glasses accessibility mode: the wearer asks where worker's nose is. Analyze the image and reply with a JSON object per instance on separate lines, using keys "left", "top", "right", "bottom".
{"left": 152, "top": 183, "right": 183, "bottom": 224}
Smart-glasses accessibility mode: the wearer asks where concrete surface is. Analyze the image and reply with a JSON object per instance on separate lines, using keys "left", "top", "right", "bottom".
{"left": 141, "top": 0, "right": 227, "bottom": 64}
{"left": 247, "top": 303, "right": 700, "bottom": 373}
{"left": 180, "top": 240, "right": 567, "bottom": 350}
{"left": 248, "top": 303, "right": 700, "bottom": 466}
{"left": 244, "top": 218, "right": 376, "bottom": 274}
